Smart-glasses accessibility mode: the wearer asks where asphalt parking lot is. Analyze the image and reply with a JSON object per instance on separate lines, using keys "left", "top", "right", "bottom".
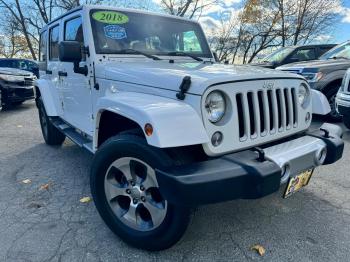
{"left": 0, "top": 101, "right": 350, "bottom": 262}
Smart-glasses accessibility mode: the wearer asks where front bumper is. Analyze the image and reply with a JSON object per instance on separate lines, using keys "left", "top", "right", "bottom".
{"left": 336, "top": 92, "right": 350, "bottom": 116}
{"left": 1, "top": 86, "right": 34, "bottom": 103}
{"left": 156, "top": 124, "right": 344, "bottom": 206}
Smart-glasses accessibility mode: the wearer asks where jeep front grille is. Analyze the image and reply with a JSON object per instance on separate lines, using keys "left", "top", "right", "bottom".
{"left": 235, "top": 88, "right": 298, "bottom": 141}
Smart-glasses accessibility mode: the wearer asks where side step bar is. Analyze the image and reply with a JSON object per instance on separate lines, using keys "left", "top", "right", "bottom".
{"left": 50, "top": 117, "right": 94, "bottom": 153}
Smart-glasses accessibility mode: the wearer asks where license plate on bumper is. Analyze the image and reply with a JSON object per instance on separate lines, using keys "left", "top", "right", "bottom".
{"left": 284, "top": 169, "right": 314, "bottom": 198}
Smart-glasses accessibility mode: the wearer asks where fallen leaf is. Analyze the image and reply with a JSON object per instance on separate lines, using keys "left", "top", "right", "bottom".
{"left": 80, "top": 197, "right": 92, "bottom": 203}
{"left": 39, "top": 183, "right": 50, "bottom": 191}
{"left": 22, "top": 179, "right": 32, "bottom": 184}
{"left": 251, "top": 244, "right": 266, "bottom": 256}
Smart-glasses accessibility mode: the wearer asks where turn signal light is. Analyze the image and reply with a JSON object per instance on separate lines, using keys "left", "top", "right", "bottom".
{"left": 144, "top": 123, "right": 153, "bottom": 136}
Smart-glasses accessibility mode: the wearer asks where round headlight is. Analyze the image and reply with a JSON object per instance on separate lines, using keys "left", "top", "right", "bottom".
{"left": 205, "top": 91, "right": 226, "bottom": 123}
{"left": 298, "top": 84, "right": 310, "bottom": 107}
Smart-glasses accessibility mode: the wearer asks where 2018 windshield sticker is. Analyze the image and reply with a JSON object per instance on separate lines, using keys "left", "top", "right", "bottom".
{"left": 92, "top": 11, "right": 129, "bottom": 24}
{"left": 104, "top": 25, "right": 127, "bottom": 40}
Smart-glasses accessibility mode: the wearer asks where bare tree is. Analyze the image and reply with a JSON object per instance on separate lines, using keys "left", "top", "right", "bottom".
{"left": 0, "top": 17, "right": 30, "bottom": 58}
{"left": 159, "top": 0, "right": 218, "bottom": 19}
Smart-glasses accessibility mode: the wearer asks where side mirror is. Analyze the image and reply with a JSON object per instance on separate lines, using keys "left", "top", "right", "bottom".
{"left": 59, "top": 41, "right": 88, "bottom": 76}
{"left": 59, "top": 41, "right": 82, "bottom": 62}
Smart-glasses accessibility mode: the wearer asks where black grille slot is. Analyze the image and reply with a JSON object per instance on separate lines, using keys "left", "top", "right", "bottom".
{"left": 284, "top": 88, "right": 290, "bottom": 126}
{"left": 276, "top": 89, "right": 283, "bottom": 129}
{"left": 291, "top": 88, "right": 298, "bottom": 125}
{"left": 236, "top": 94, "right": 245, "bottom": 138}
{"left": 267, "top": 90, "right": 274, "bottom": 131}
{"left": 247, "top": 92, "right": 255, "bottom": 136}
{"left": 257, "top": 91, "right": 265, "bottom": 133}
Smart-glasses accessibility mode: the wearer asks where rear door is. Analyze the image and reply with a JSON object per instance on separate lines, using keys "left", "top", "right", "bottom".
{"left": 47, "top": 22, "right": 64, "bottom": 117}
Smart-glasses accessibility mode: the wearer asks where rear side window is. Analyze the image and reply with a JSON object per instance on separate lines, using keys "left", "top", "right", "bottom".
{"left": 39, "top": 31, "right": 47, "bottom": 62}
{"left": 49, "top": 25, "right": 60, "bottom": 61}
{"left": 64, "top": 16, "right": 85, "bottom": 60}
{"left": 291, "top": 48, "right": 316, "bottom": 61}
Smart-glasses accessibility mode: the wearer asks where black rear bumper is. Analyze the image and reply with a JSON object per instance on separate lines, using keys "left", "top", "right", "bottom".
{"left": 156, "top": 126, "right": 344, "bottom": 207}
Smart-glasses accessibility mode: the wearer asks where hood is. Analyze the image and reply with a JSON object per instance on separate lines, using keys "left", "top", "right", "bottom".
{"left": 0, "top": 67, "right": 33, "bottom": 77}
{"left": 277, "top": 59, "right": 350, "bottom": 70}
{"left": 96, "top": 61, "right": 302, "bottom": 95}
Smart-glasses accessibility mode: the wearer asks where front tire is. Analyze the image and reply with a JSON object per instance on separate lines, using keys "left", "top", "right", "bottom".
{"left": 90, "top": 134, "right": 191, "bottom": 251}
{"left": 37, "top": 97, "right": 65, "bottom": 145}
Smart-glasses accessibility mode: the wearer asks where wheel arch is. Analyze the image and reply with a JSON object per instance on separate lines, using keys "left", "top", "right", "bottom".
{"left": 35, "top": 79, "right": 59, "bottom": 116}
{"left": 93, "top": 92, "right": 209, "bottom": 151}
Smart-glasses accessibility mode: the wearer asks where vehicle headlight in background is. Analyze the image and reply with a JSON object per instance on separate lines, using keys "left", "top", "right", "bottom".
{"left": 298, "top": 84, "right": 310, "bottom": 108}
{"left": 0, "top": 74, "right": 24, "bottom": 82}
{"left": 301, "top": 72, "right": 323, "bottom": 83}
{"left": 205, "top": 91, "right": 226, "bottom": 123}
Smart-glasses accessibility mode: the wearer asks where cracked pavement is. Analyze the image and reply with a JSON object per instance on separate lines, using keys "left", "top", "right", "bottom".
{"left": 0, "top": 101, "right": 350, "bottom": 262}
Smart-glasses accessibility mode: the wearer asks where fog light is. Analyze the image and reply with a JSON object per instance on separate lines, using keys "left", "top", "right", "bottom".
{"left": 305, "top": 112, "right": 311, "bottom": 123}
{"left": 211, "top": 132, "right": 223, "bottom": 147}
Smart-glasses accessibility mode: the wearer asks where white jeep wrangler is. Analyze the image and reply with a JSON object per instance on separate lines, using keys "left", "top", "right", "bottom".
{"left": 36, "top": 5, "right": 344, "bottom": 250}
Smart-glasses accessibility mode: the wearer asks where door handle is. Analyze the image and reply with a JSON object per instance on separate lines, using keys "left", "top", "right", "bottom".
{"left": 58, "top": 71, "right": 68, "bottom": 77}
{"left": 46, "top": 70, "right": 52, "bottom": 75}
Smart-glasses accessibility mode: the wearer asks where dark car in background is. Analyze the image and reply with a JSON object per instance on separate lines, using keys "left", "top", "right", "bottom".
{"left": 277, "top": 41, "right": 350, "bottom": 121}
{"left": 251, "top": 44, "right": 336, "bottom": 69}
{"left": 0, "top": 65, "right": 36, "bottom": 111}
{"left": 0, "top": 58, "right": 39, "bottom": 78}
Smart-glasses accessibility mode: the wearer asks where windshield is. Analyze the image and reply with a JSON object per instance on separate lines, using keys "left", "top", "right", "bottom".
{"left": 261, "top": 47, "right": 294, "bottom": 63}
{"left": 0, "top": 59, "right": 38, "bottom": 72}
{"left": 90, "top": 9, "right": 212, "bottom": 58}
{"left": 320, "top": 42, "right": 350, "bottom": 60}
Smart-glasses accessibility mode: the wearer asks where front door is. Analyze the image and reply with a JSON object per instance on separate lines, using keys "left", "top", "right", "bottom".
{"left": 59, "top": 15, "right": 93, "bottom": 135}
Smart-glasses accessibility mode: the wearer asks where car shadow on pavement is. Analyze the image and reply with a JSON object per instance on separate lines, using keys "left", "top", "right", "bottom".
{"left": 0, "top": 140, "right": 349, "bottom": 261}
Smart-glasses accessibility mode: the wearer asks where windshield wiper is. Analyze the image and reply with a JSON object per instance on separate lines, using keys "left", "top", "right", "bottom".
{"left": 166, "top": 51, "right": 203, "bottom": 62}
{"left": 118, "top": 49, "right": 162, "bottom": 61}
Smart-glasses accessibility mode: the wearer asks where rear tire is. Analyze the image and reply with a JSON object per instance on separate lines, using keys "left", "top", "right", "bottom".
{"left": 37, "top": 97, "right": 65, "bottom": 145}
{"left": 90, "top": 134, "right": 191, "bottom": 251}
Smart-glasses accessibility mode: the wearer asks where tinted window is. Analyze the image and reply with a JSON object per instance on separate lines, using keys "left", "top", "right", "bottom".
{"left": 290, "top": 48, "right": 316, "bottom": 61}
{"left": 319, "top": 47, "right": 333, "bottom": 57}
{"left": 39, "top": 31, "right": 47, "bottom": 62}
{"left": 64, "top": 17, "right": 85, "bottom": 60}
{"left": 49, "top": 25, "right": 60, "bottom": 61}
{"left": 262, "top": 47, "right": 294, "bottom": 63}
{"left": 0, "top": 60, "right": 13, "bottom": 67}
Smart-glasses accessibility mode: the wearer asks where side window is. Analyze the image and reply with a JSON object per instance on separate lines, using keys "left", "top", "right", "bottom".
{"left": 319, "top": 47, "right": 332, "bottom": 57}
{"left": 49, "top": 25, "right": 60, "bottom": 61}
{"left": 39, "top": 31, "right": 47, "bottom": 62}
{"left": 64, "top": 17, "right": 85, "bottom": 60}
{"left": 290, "top": 48, "right": 316, "bottom": 61}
